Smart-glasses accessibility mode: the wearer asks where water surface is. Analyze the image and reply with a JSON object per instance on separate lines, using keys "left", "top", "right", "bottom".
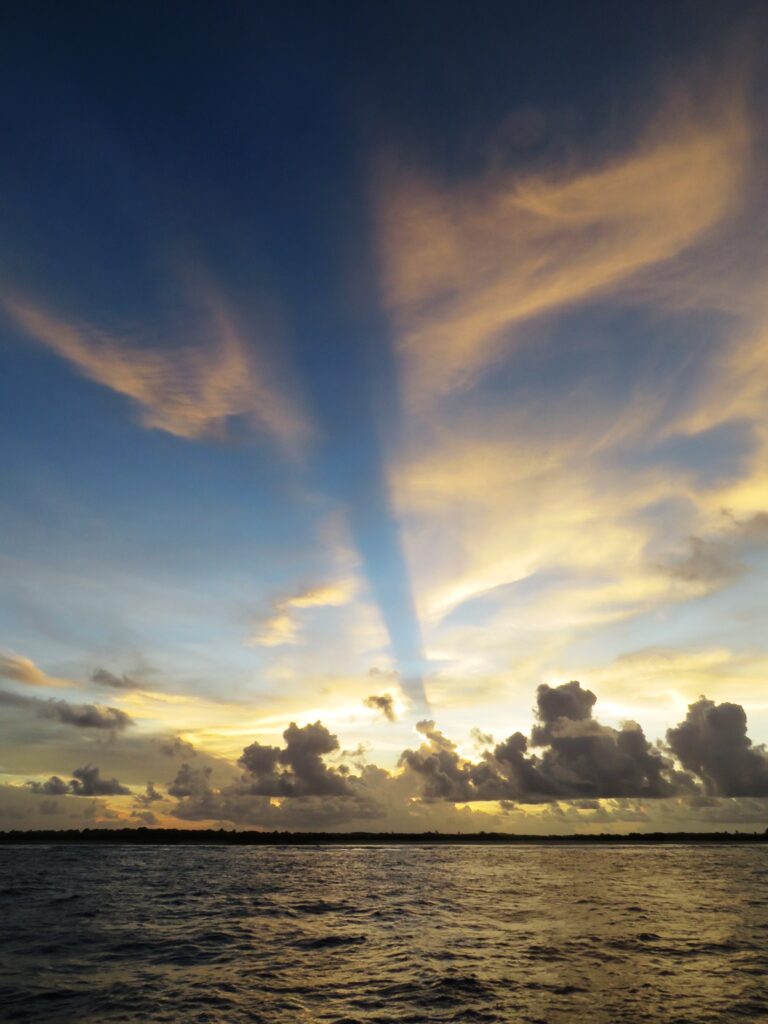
{"left": 2, "top": 844, "right": 767, "bottom": 1022}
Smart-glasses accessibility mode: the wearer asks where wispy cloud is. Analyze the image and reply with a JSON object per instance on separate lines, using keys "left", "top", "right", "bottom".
{"left": 377, "top": 91, "right": 747, "bottom": 403}
{"left": 246, "top": 581, "right": 356, "bottom": 647}
{"left": 1, "top": 292, "right": 312, "bottom": 456}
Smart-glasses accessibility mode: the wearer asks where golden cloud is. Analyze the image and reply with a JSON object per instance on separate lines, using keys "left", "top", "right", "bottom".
{"left": 246, "top": 580, "right": 357, "bottom": 648}
{"left": 377, "top": 93, "right": 748, "bottom": 402}
{"left": 0, "top": 652, "right": 73, "bottom": 689}
{"left": 2, "top": 293, "right": 312, "bottom": 455}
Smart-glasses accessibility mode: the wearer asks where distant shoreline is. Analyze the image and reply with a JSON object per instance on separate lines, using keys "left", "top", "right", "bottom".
{"left": 1, "top": 828, "right": 767, "bottom": 846}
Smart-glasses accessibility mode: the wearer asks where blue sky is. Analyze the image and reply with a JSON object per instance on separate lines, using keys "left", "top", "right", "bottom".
{"left": 3, "top": 1, "right": 768, "bottom": 832}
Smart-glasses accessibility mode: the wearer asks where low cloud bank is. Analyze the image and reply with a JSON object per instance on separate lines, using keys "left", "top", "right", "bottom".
{"left": 160, "top": 682, "right": 768, "bottom": 828}
{"left": 18, "top": 681, "right": 768, "bottom": 830}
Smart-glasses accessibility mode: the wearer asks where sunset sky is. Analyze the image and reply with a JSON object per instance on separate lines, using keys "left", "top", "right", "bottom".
{"left": 3, "top": 1, "right": 768, "bottom": 832}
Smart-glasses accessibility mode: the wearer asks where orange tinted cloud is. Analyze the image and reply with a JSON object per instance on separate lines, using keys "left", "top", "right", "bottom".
{"left": 378, "top": 94, "right": 747, "bottom": 401}
{"left": 0, "top": 652, "right": 73, "bottom": 689}
{"left": 246, "top": 581, "right": 356, "bottom": 648}
{"left": 2, "top": 294, "right": 311, "bottom": 455}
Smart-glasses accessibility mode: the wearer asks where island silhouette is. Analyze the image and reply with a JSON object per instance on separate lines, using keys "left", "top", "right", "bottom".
{"left": 2, "top": 828, "right": 767, "bottom": 845}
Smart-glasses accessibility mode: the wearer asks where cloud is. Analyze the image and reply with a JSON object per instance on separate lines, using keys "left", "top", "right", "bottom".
{"left": 660, "top": 512, "right": 768, "bottom": 588}
{"left": 378, "top": 91, "right": 747, "bottom": 403}
{"left": 159, "top": 736, "right": 197, "bottom": 758}
{"left": 1, "top": 293, "right": 311, "bottom": 454}
{"left": 470, "top": 727, "right": 494, "bottom": 747}
{"left": 28, "top": 775, "right": 70, "bottom": 796}
{"left": 364, "top": 694, "right": 396, "bottom": 721}
{"left": 76, "top": 674, "right": 766, "bottom": 832}
{"left": 69, "top": 765, "right": 131, "bottom": 796}
{"left": 376, "top": 83, "right": 761, "bottom": 711}
{"left": 239, "top": 721, "right": 353, "bottom": 797}
{"left": 0, "top": 689, "right": 134, "bottom": 730}
{"left": 168, "top": 762, "right": 213, "bottom": 798}
{"left": 132, "top": 810, "right": 158, "bottom": 826}
{"left": 401, "top": 680, "right": 683, "bottom": 803}
{"left": 134, "top": 782, "right": 164, "bottom": 806}
{"left": 530, "top": 680, "right": 597, "bottom": 744}
{"left": 0, "top": 652, "right": 72, "bottom": 688}
{"left": 29, "top": 764, "right": 131, "bottom": 797}
{"left": 91, "top": 668, "right": 142, "bottom": 691}
{"left": 663, "top": 536, "right": 743, "bottom": 585}
{"left": 246, "top": 581, "right": 355, "bottom": 647}
{"left": 666, "top": 697, "right": 768, "bottom": 797}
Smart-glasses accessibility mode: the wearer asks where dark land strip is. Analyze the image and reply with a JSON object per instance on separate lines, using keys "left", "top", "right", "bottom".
{"left": 1, "top": 828, "right": 767, "bottom": 845}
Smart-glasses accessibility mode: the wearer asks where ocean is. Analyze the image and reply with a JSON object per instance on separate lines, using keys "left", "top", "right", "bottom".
{"left": 2, "top": 844, "right": 767, "bottom": 1022}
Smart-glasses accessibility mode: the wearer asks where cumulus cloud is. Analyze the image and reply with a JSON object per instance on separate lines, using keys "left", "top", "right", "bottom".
{"left": 70, "top": 765, "right": 131, "bottom": 796}
{"left": 156, "top": 680, "right": 768, "bottom": 832}
{"left": 401, "top": 681, "right": 682, "bottom": 803}
{"left": 364, "top": 694, "right": 396, "bottom": 721}
{"left": 28, "top": 775, "right": 71, "bottom": 796}
{"left": 168, "top": 762, "right": 213, "bottom": 798}
{"left": 246, "top": 582, "right": 355, "bottom": 647}
{"left": 13, "top": 681, "right": 768, "bottom": 832}
{"left": 666, "top": 696, "right": 768, "bottom": 796}
{"left": 29, "top": 764, "right": 131, "bottom": 797}
{"left": 0, "top": 689, "right": 133, "bottom": 730}
{"left": 239, "top": 721, "right": 353, "bottom": 797}
{"left": 530, "top": 680, "right": 597, "bottom": 744}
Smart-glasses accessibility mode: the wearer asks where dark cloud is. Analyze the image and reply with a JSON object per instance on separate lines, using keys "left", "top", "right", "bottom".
{"left": 13, "top": 681, "right": 768, "bottom": 833}
{"left": 91, "top": 668, "right": 141, "bottom": 690}
{"left": 166, "top": 725, "right": 384, "bottom": 827}
{"left": 530, "top": 680, "right": 597, "bottom": 744}
{"left": 70, "top": 765, "right": 131, "bottom": 796}
{"left": 168, "top": 762, "right": 212, "bottom": 798}
{"left": 29, "top": 764, "right": 131, "bottom": 797}
{"left": 134, "top": 782, "right": 164, "bottom": 806}
{"left": 399, "top": 719, "right": 476, "bottom": 801}
{"left": 0, "top": 689, "right": 133, "bottom": 730}
{"left": 666, "top": 697, "right": 768, "bottom": 797}
{"left": 364, "top": 694, "right": 396, "bottom": 721}
{"left": 239, "top": 721, "right": 353, "bottom": 797}
{"left": 45, "top": 700, "right": 133, "bottom": 730}
{"left": 402, "top": 681, "right": 682, "bottom": 803}
{"left": 28, "top": 775, "right": 70, "bottom": 795}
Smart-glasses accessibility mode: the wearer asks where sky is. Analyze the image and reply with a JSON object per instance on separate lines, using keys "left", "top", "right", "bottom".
{"left": 2, "top": 0, "right": 768, "bottom": 833}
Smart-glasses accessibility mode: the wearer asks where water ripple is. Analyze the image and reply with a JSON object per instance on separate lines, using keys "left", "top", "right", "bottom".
{"left": 2, "top": 845, "right": 768, "bottom": 1022}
